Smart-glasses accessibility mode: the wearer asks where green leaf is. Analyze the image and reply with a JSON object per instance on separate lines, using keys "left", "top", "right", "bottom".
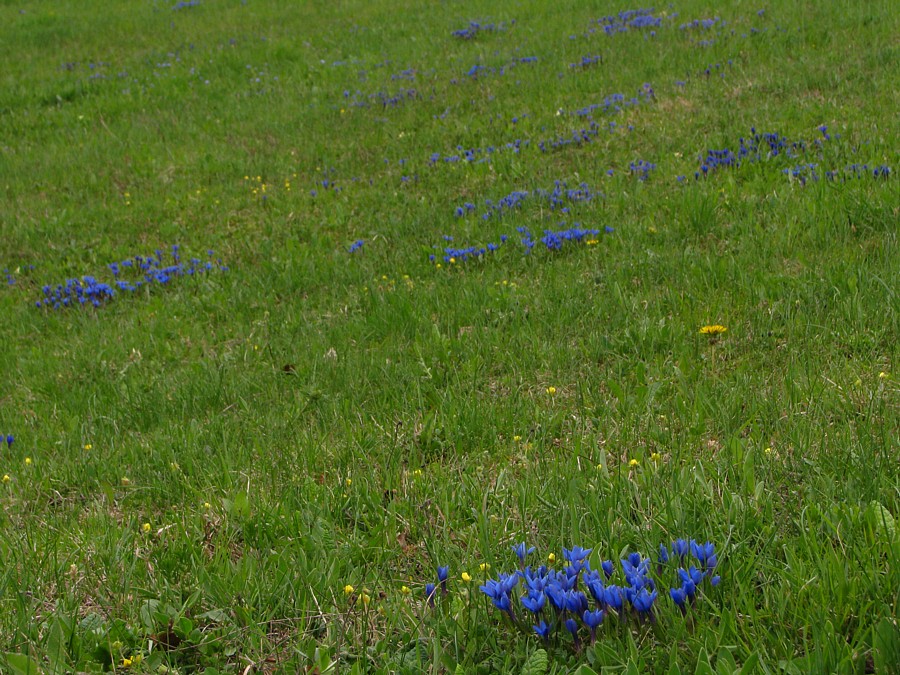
{"left": 3, "top": 653, "right": 42, "bottom": 675}
{"left": 868, "top": 501, "right": 896, "bottom": 539}
{"left": 873, "top": 617, "right": 900, "bottom": 673}
{"left": 738, "top": 651, "right": 760, "bottom": 674}
{"left": 520, "top": 648, "right": 548, "bottom": 675}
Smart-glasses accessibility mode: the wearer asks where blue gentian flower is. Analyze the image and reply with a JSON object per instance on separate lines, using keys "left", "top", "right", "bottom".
{"left": 513, "top": 542, "right": 536, "bottom": 564}
{"left": 690, "top": 540, "right": 717, "bottom": 570}
{"left": 672, "top": 539, "right": 689, "bottom": 560}
{"left": 582, "top": 609, "right": 604, "bottom": 641}
{"left": 632, "top": 588, "right": 658, "bottom": 616}
{"left": 669, "top": 587, "right": 687, "bottom": 613}
{"left": 520, "top": 592, "right": 545, "bottom": 614}
{"left": 5, "top": 435, "right": 13, "bottom": 448}
{"left": 601, "top": 560, "right": 614, "bottom": 578}
{"left": 437, "top": 565, "right": 449, "bottom": 595}
{"left": 563, "top": 545, "right": 592, "bottom": 562}
{"left": 425, "top": 583, "right": 436, "bottom": 607}
{"left": 711, "top": 575, "right": 721, "bottom": 587}
{"left": 603, "top": 585, "right": 623, "bottom": 611}
{"left": 533, "top": 620, "right": 551, "bottom": 641}
{"left": 564, "top": 617, "right": 579, "bottom": 641}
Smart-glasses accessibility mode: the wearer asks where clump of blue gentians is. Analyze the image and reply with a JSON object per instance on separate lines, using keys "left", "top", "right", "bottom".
{"left": 35, "top": 246, "right": 228, "bottom": 310}
{"left": 427, "top": 539, "right": 720, "bottom": 650}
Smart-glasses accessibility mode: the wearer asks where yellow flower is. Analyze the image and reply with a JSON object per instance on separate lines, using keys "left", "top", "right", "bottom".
{"left": 169, "top": 462, "right": 180, "bottom": 471}
{"left": 345, "top": 478, "right": 352, "bottom": 487}
{"left": 461, "top": 572, "right": 472, "bottom": 582}
{"left": 24, "top": 457, "right": 32, "bottom": 466}
{"left": 513, "top": 435, "right": 522, "bottom": 442}
{"left": 203, "top": 502, "right": 211, "bottom": 510}
{"left": 122, "top": 658, "right": 132, "bottom": 668}
{"left": 546, "top": 386, "right": 557, "bottom": 395}
{"left": 479, "top": 563, "right": 491, "bottom": 572}
{"left": 141, "top": 523, "right": 151, "bottom": 534}
{"left": 2, "top": 475, "right": 9, "bottom": 484}
{"left": 344, "top": 584, "right": 355, "bottom": 595}
{"left": 629, "top": 459, "right": 640, "bottom": 468}
{"left": 449, "top": 257, "right": 456, "bottom": 264}
{"left": 361, "top": 593, "right": 371, "bottom": 605}
{"left": 84, "top": 444, "right": 92, "bottom": 451}
{"left": 650, "top": 452, "right": 662, "bottom": 462}
{"left": 764, "top": 447, "right": 773, "bottom": 455}
{"left": 547, "top": 552, "right": 556, "bottom": 563}
{"left": 412, "top": 469, "right": 422, "bottom": 477}
{"left": 400, "top": 585, "right": 411, "bottom": 595}
{"left": 121, "top": 477, "right": 130, "bottom": 486}
{"left": 879, "top": 371, "right": 889, "bottom": 379}
{"left": 699, "top": 325, "right": 727, "bottom": 335}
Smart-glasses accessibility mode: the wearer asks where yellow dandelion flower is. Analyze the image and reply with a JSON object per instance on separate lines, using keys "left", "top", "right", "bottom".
{"left": 879, "top": 371, "right": 889, "bottom": 379}
{"left": 546, "top": 386, "right": 557, "bottom": 395}
{"left": 461, "top": 572, "right": 472, "bottom": 582}
{"left": 548, "top": 552, "right": 556, "bottom": 563}
{"left": 699, "top": 325, "right": 727, "bottom": 335}
{"left": 344, "top": 584, "right": 355, "bottom": 595}
{"left": 24, "top": 457, "right": 32, "bottom": 466}
{"left": 2, "top": 475, "right": 9, "bottom": 484}
{"left": 449, "top": 257, "right": 456, "bottom": 264}
{"left": 436, "top": 263, "right": 442, "bottom": 269}
{"left": 513, "top": 435, "right": 522, "bottom": 442}
{"left": 400, "top": 585, "right": 411, "bottom": 595}
{"left": 122, "top": 658, "right": 132, "bottom": 668}
{"left": 345, "top": 478, "right": 352, "bottom": 487}
{"left": 203, "top": 502, "right": 211, "bottom": 510}
{"left": 629, "top": 459, "right": 640, "bottom": 468}
{"left": 84, "top": 444, "right": 92, "bottom": 451}
{"left": 141, "top": 523, "right": 151, "bottom": 534}
{"left": 479, "top": 563, "right": 491, "bottom": 572}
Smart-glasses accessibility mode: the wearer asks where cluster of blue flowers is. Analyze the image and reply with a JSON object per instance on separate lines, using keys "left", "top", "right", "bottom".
{"left": 784, "top": 163, "right": 892, "bottom": 186}
{"left": 694, "top": 127, "right": 822, "bottom": 179}
{"left": 344, "top": 87, "right": 419, "bottom": 110}
{"left": 629, "top": 159, "right": 657, "bottom": 181}
{"left": 572, "top": 84, "right": 655, "bottom": 118}
{"left": 679, "top": 17, "right": 722, "bottom": 31}
{"left": 463, "top": 56, "right": 538, "bottom": 80}
{"left": 35, "top": 246, "right": 227, "bottom": 311}
{"left": 2, "top": 435, "right": 13, "bottom": 449}
{"left": 430, "top": 139, "right": 529, "bottom": 166}
{"left": 596, "top": 9, "right": 663, "bottom": 35}
{"left": 172, "top": 0, "right": 200, "bottom": 10}
{"left": 451, "top": 20, "right": 512, "bottom": 40}
{"left": 453, "top": 180, "right": 602, "bottom": 222}
{"left": 569, "top": 55, "right": 602, "bottom": 70}
{"left": 348, "top": 240, "right": 365, "bottom": 253}
{"left": 430, "top": 223, "right": 610, "bottom": 264}
{"left": 468, "top": 539, "right": 719, "bottom": 648}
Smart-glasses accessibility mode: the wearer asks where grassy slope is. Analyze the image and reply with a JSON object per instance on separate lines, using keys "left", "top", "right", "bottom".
{"left": 0, "top": 0, "right": 897, "bottom": 672}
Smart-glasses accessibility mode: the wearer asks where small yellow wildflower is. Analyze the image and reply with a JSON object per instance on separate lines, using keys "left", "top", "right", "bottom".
{"left": 461, "top": 572, "right": 472, "bottom": 582}
{"left": 84, "top": 444, "right": 92, "bottom": 451}
{"left": 400, "top": 585, "right": 411, "bottom": 595}
{"left": 546, "top": 386, "right": 557, "bottom": 395}
{"left": 344, "top": 584, "right": 355, "bottom": 595}
{"left": 436, "top": 263, "right": 442, "bottom": 269}
{"left": 24, "top": 457, "right": 32, "bottom": 466}
{"left": 479, "top": 563, "right": 491, "bottom": 572}
{"left": 141, "top": 523, "right": 151, "bottom": 534}
{"left": 121, "top": 477, "right": 130, "bottom": 486}
{"left": 629, "top": 459, "right": 640, "bottom": 468}
{"left": 879, "top": 371, "right": 889, "bottom": 379}
{"left": 122, "top": 658, "right": 133, "bottom": 668}
{"left": 345, "top": 478, "right": 352, "bottom": 487}
{"left": 203, "top": 502, "right": 211, "bottom": 510}
{"left": 513, "top": 435, "right": 522, "bottom": 442}
{"left": 449, "top": 257, "right": 456, "bottom": 264}
{"left": 548, "top": 552, "right": 556, "bottom": 563}
{"left": 170, "top": 462, "right": 180, "bottom": 471}
{"left": 596, "top": 463, "right": 604, "bottom": 471}
{"left": 2, "top": 475, "right": 9, "bottom": 484}
{"left": 699, "top": 325, "right": 727, "bottom": 335}
{"left": 650, "top": 452, "right": 662, "bottom": 463}
{"left": 764, "top": 447, "right": 773, "bottom": 455}
{"left": 361, "top": 593, "right": 371, "bottom": 606}
{"left": 854, "top": 378, "right": 863, "bottom": 387}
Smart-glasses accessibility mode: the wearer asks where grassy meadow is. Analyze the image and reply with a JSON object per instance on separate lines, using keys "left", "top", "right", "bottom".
{"left": 0, "top": 0, "right": 898, "bottom": 673}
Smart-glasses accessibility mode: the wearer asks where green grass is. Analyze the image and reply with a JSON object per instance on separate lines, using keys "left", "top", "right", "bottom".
{"left": 0, "top": 0, "right": 897, "bottom": 673}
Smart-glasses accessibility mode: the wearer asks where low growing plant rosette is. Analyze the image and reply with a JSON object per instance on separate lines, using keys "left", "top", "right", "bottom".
{"left": 455, "top": 538, "right": 722, "bottom": 651}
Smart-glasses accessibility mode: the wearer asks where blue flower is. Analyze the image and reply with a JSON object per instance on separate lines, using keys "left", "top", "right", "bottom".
{"left": 632, "top": 588, "right": 658, "bottom": 616}
{"left": 672, "top": 539, "right": 689, "bottom": 560}
{"left": 564, "top": 617, "right": 579, "bottom": 641}
{"left": 601, "top": 560, "right": 614, "bottom": 578}
{"left": 425, "top": 583, "right": 436, "bottom": 607}
{"left": 690, "top": 540, "right": 717, "bottom": 570}
{"left": 533, "top": 620, "right": 551, "bottom": 641}
{"left": 437, "top": 566, "right": 449, "bottom": 594}
{"left": 5, "top": 435, "right": 13, "bottom": 448}
{"left": 513, "top": 542, "right": 536, "bottom": 564}
{"left": 603, "top": 585, "right": 623, "bottom": 611}
{"left": 582, "top": 609, "right": 604, "bottom": 641}
{"left": 711, "top": 575, "right": 721, "bottom": 587}
{"left": 669, "top": 587, "right": 687, "bottom": 612}
{"left": 520, "top": 592, "right": 546, "bottom": 614}
{"left": 658, "top": 543, "right": 669, "bottom": 564}
{"left": 563, "top": 545, "right": 592, "bottom": 562}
